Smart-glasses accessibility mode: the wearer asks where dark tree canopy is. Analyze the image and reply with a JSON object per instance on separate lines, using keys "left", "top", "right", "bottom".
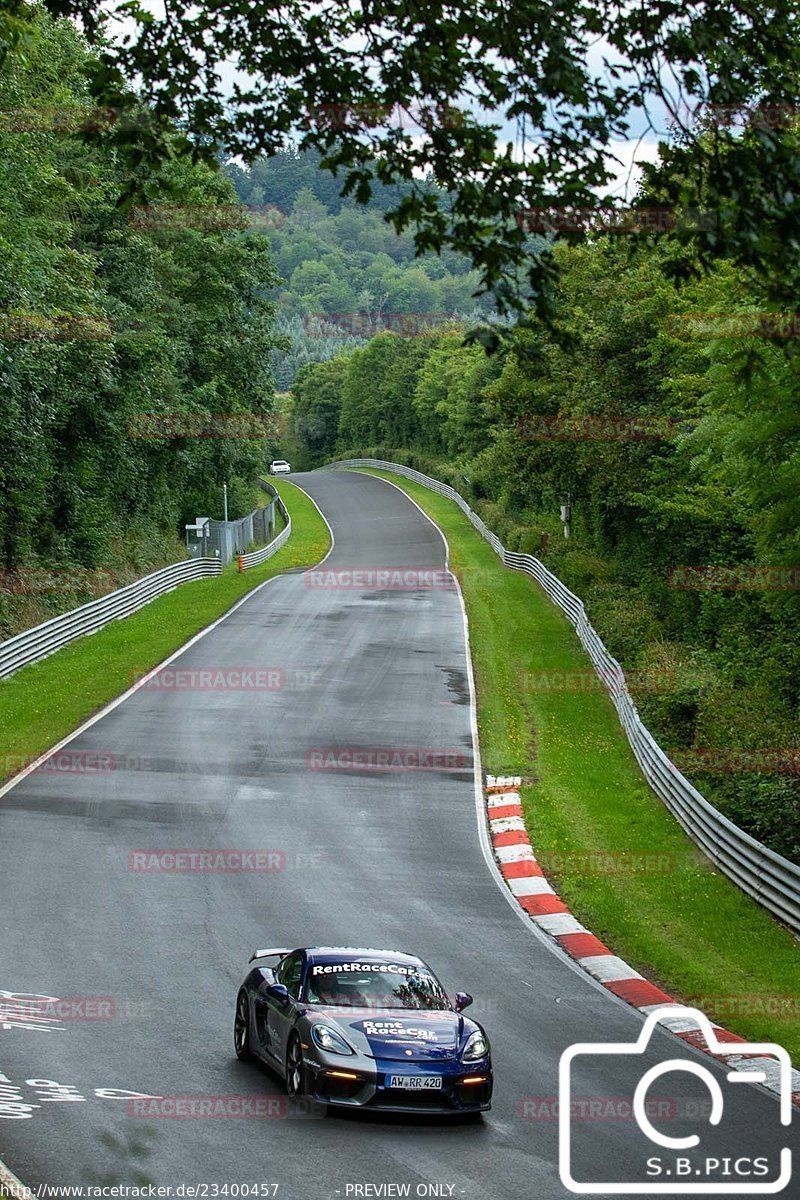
{"left": 7, "top": 0, "right": 799, "bottom": 331}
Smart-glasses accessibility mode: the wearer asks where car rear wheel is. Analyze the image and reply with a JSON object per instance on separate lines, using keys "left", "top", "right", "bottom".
{"left": 285, "top": 1034, "right": 305, "bottom": 1098}
{"left": 234, "top": 990, "right": 252, "bottom": 1061}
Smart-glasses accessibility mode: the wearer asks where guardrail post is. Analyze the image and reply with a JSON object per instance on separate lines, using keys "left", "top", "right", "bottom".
{"left": 237, "top": 554, "right": 245, "bottom": 573}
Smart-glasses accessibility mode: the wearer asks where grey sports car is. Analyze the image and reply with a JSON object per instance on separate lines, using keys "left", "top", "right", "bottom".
{"left": 234, "top": 945, "right": 493, "bottom": 1114}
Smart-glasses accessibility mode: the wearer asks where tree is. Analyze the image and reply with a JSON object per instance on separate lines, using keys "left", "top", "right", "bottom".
{"left": 26, "top": 0, "right": 800, "bottom": 332}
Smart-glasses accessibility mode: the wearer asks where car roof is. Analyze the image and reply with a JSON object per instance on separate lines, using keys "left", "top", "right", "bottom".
{"left": 301, "top": 946, "right": 426, "bottom": 967}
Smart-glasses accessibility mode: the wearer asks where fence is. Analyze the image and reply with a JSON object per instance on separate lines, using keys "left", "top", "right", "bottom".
{"left": 325, "top": 458, "right": 800, "bottom": 933}
{"left": 0, "top": 483, "right": 295, "bottom": 681}
{"left": 0, "top": 558, "right": 221, "bottom": 681}
{"left": 237, "top": 481, "right": 292, "bottom": 570}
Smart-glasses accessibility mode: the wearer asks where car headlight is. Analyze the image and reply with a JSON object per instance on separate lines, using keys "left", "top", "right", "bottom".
{"left": 311, "top": 1023, "right": 355, "bottom": 1055}
{"left": 462, "top": 1029, "right": 489, "bottom": 1062}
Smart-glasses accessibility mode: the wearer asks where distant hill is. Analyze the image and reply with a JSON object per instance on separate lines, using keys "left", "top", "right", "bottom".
{"left": 223, "top": 148, "right": 493, "bottom": 388}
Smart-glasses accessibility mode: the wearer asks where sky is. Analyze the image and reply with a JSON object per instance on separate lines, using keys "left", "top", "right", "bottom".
{"left": 103, "top": 1, "right": 671, "bottom": 201}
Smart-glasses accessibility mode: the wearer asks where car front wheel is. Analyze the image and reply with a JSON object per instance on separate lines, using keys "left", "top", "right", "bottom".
{"left": 285, "top": 1034, "right": 306, "bottom": 1098}
{"left": 234, "top": 990, "right": 252, "bottom": 1061}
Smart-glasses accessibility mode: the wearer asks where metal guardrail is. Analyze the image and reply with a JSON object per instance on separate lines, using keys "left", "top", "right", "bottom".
{"left": 237, "top": 481, "right": 292, "bottom": 570}
{"left": 0, "top": 481, "right": 296, "bottom": 678}
{"left": 326, "top": 458, "right": 800, "bottom": 933}
{"left": 0, "top": 558, "right": 222, "bottom": 682}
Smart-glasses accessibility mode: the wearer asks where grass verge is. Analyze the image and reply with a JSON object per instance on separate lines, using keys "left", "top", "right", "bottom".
{"left": 358, "top": 467, "right": 800, "bottom": 1059}
{"left": 0, "top": 479, "right": 329, "bottom": 784}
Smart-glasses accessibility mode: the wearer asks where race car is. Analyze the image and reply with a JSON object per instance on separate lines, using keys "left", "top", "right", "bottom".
{"left": 233, "top": 946, "right": 492, "bottom": 1114}
{"left": 269, "top": 459, "right": 291, "bottom": 474}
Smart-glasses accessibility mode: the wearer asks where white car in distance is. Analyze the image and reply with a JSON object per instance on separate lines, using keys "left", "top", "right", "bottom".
{"left": 269, "top": 460, "right": 291, "bottom": 475}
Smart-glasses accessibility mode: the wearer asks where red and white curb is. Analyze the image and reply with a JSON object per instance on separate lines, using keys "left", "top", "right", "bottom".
{"left": 484, "top": 775, "right": 800, "bottom": 1108}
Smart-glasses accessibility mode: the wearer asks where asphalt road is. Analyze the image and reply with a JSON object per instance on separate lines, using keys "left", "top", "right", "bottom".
{"left": 0, "top": 469, "right": 794, "bottom": 1199}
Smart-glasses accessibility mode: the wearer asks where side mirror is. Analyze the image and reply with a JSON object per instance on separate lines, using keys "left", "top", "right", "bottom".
{"left": 454, "top": 991, "right": 473, "bottom": 1012}
{"left": 265, "top": 983, "right": 290, "bottom": 1003}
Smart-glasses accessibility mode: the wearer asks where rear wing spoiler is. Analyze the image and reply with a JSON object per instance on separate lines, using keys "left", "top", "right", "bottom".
{"left": 249, "top": 947, "right": 291, "bottom": 963}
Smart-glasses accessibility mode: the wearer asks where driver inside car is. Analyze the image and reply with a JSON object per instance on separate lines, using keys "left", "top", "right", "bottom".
{"left": 308, "top": 972, "right": 369, "bottom": 1007}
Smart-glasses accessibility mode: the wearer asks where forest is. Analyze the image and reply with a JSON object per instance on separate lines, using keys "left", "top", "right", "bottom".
{"left": 0, "top": 7, "right": 283, "bottom": 634}
{"left": 286, "top": 240, "right": 800, "bottom": 861}
{"left": 224, "top": 150, "right": 493, "bottom": 390}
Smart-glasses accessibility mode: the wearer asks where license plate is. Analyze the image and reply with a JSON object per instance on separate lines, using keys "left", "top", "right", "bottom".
{"left": 387, "top": 1075, "right": 442, "bottom": 1090}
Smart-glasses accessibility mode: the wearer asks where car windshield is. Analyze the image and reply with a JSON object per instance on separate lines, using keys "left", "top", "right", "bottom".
{"left": 304, "top": 961, "right": 449, "bottom": 1009}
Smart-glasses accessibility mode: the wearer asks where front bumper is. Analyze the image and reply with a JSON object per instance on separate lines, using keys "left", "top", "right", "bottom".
{"left": 306, "top": 1055, "right": 492, "bottom": 1113}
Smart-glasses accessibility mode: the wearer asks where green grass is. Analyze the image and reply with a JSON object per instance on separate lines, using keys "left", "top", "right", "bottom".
{"left": 358, "top": 468, "right": 800, "bottom": 1059}
{"left": 0, "top": 479, "right": 329, "bottom": 781}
